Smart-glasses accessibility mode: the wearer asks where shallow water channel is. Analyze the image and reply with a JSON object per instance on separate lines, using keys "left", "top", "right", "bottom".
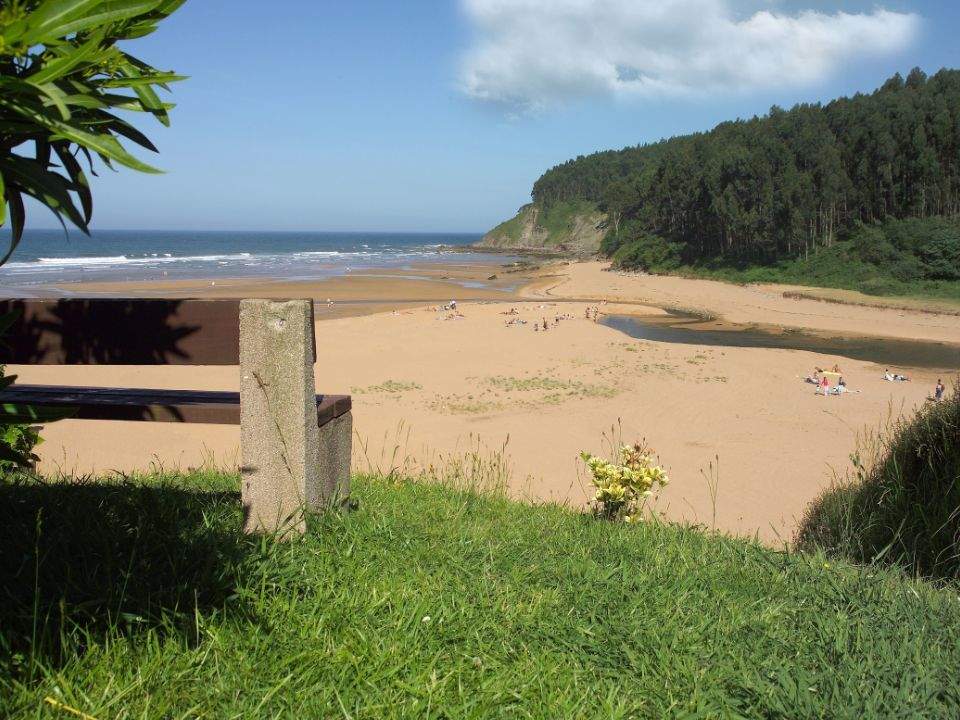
{"left": 601, "top": 312, "right": 960, "bottom": 371}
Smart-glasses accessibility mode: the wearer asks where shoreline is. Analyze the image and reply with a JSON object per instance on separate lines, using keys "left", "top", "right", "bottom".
{"left": 22, "top": 255, "right": 960, "bottom": 346}
{"left": 7, "top": 258, "right": 958, "bottom": 543}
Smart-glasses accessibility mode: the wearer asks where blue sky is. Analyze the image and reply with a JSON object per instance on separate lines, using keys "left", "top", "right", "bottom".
{"left": 33, "top": 0, "right": 960, "bottom": 233}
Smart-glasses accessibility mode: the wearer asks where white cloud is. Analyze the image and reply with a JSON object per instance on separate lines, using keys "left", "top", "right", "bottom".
{"left": 458, "top": 0, "right": 920, "bottom": 111}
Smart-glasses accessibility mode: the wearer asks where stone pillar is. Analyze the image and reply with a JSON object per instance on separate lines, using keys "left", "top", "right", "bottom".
{"left": 239, "top": 299, "right": 320, "bottom": 536}
{"left": 318, "top": 409, "right": 352, "bottom": 505}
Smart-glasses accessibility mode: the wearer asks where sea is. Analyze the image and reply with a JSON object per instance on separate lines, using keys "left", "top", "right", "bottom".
{"left": 0, "top": 229, "right": 504, "bottom": 293}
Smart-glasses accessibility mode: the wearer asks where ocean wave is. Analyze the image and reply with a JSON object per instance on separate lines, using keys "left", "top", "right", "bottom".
{"left": 5, "top": 253, "right": 255, "bottom": 270}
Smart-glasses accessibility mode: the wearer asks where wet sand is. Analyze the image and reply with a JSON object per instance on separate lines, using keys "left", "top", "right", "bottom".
{"left": 533, "top": 262, "right": 960, "bottom": 344}
{"left": 9, "top": 259, "right": 958, "bottom": 544}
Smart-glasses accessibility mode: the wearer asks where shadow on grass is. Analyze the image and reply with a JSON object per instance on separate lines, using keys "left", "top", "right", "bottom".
{"left": 0, "top": 475, "right": 256, "bottom": 671}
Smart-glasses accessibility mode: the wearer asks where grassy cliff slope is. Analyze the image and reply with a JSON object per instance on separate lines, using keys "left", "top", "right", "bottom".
{"left": 476, "top": 199, "right": 606, "bottom": 254}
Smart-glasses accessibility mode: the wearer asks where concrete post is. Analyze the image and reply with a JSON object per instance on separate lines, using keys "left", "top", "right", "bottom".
{"left": 239, "top": 299, "right": 320, "bottom": 536}
{"left": 318, "top": 409, "right": 352, "bottom": 505}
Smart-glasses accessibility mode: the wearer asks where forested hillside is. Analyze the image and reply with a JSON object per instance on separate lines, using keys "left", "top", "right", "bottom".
{"left": 528, "top": 68, "right": 960, "bottom": 293}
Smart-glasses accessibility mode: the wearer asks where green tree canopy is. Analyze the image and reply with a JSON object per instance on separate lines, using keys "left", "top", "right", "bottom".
{"left": 530, "top": 68, "right": 960, "bottom": 267}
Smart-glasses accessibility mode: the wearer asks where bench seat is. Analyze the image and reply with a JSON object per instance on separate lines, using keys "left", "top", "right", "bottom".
{"left": 0, "top": 298, "right": 352, "bottom": 534}
{"left": 0, "top": 384, "right": 351, "bottom": 426}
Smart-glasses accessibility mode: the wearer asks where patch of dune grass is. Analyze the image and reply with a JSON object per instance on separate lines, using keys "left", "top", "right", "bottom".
{"left": 351, "top": 379, "right": 423, "bottom": 394}
{"left": 485, "top": 375, "right": 616, "bottom": 398}
{"left": 797, "top": 385, "right": 960, "bottom": 581}
{"left": 3, "top": 470, "right": 960, "bottom": 717}
{"left": 428, "top": 394, "right": 503, "bottom": 415}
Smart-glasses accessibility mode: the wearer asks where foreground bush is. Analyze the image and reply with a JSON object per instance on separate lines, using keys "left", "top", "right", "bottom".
{"left": 796, "top": 386, "right": 960, "bottom": 580}
{"left": 3, "top": 471, "right": 960, "bottom": 717}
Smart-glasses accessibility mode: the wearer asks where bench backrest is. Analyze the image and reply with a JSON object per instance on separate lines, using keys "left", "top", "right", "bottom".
{"left": 0, "top": 299, "right": 316, "bottom": 366}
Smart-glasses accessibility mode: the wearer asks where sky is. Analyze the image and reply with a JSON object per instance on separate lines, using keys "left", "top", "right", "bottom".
{"left": 27, "top": 0, "right": 960, "bottom": 234}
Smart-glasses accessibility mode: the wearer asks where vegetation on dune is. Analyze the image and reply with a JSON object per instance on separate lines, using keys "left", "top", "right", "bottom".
{"left": 0, "top": 366, "right": 42, "bottom": 469}
{"left": 0, "top": 0, "right": 185, "bottom": 264}
{"left": 580, "top": 442, "right": 668, "bottom": 522}
{"left": 612, "top": 216, "right": 960, "bottom": 300}
{"left": 0, "top": 315, "right": 73, "bottom": 470}
{"left": 797, "top": 385, "right": 960, "bottom": 582}
{"left": 4, "top": 470, "right": 960, "bottom": 717}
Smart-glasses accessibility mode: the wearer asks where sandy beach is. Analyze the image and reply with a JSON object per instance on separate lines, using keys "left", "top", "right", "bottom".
{"left": 10, "top": 260, "right": 958, "bottom": 544}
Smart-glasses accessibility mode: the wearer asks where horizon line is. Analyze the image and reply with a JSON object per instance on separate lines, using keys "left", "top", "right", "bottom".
{"left": 3, "top": 227, "right": 488, "bottom": 236}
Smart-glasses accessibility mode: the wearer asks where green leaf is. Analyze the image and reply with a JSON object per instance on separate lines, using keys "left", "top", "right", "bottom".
{"left": 99, "top": 72, "right": 187, "bottom": 88}
{"left": 33, "top": 82, "right": 72, "bottom": 120}
{"left": 0, "top": 188, "right": 26, "bottom": 267}
{"left": 0, "top": 96, "right": 162, "bottom": 173}
{"left": 0, "top": 403, "right": 77, "bottom": 424}
{"left": 17, "top": 0, "right": 164, "bottom": 46}
{"left": 0, "top": 443, "right": 31, "bottom": 468}
{"left": 26, "top": 28, "right": 108, "bottom": 85}
{"left": 0, "top": 154, "right": 89, "bottom": 234}
{"left": 97, "top": 112, "right": 159, "bottom": 152}
{"left": 154, "top": 0, "right": 187, "bottom": 15}
{"left": 54, "top": 144, "right": 93, "bottom": 223}
{"left": 117, "top": 59, "right": 170, "bottom": 125}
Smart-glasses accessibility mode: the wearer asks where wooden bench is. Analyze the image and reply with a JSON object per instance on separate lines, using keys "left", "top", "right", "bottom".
{"left": 0, "top": 298, "right": 352, "bottom": 536}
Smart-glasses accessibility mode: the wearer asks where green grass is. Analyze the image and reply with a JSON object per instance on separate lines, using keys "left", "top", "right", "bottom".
{"left": 797, "top": 385, "right": 960, "bottom": 581}
{"left": 673, "top": 256, "right": 960, "bottom": 303}
{"left": 351, "top": 380, "right": 423, "bottom": 394}
{"left": 484, "top": 205, "right": 530, "bottom": 245}
{"left": 3, "top": 471, "right": 960, "bottom": 718}
{"left": 483, "top": 200, "right": 599, "bottom": 249}
{"left": 484, "top": 374, "right": 617, "bottom": 398}
{"left": 610, "top": 217, "right": 960, "bottom": 305}
{"left": 536, "top": 199, "right": 598, "bottom": 241}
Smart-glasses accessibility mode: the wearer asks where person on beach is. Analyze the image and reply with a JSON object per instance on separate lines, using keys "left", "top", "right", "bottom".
{"left": 820, "top": 375, "right": 829, "bottom": 396}
{"left": 935, "top": 379, "right": 945, "bottom": 401}
{"left": 542, "top": 318, "right": 548, "bottom": 331}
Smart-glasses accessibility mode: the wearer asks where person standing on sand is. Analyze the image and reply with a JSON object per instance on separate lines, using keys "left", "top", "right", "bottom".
{"left": 935, "top": 379, "right": 945, "bottom": 401}
{"left": 820, "top": 375, "right": 829, "bottom": 396}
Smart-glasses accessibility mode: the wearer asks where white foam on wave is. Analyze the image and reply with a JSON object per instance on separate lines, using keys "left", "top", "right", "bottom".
{"left": 37, "top": 255, "right": 128, "bottom": 266}
{"left": 5, "top": 252, "right": 255, "bottom": 271}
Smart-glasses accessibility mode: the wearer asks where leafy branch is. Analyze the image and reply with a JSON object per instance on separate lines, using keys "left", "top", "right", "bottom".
{"left": 0, "top": 0, "right": 187, "bottom": 264}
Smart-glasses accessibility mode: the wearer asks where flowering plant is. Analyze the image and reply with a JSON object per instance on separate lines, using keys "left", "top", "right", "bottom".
{"left": 580, "top": 443, "right": 669, "bottom": 522}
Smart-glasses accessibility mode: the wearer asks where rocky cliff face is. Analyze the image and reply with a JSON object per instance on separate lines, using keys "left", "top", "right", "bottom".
{"left": 476, "top": 202, "right": 607, "bottom": 255}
